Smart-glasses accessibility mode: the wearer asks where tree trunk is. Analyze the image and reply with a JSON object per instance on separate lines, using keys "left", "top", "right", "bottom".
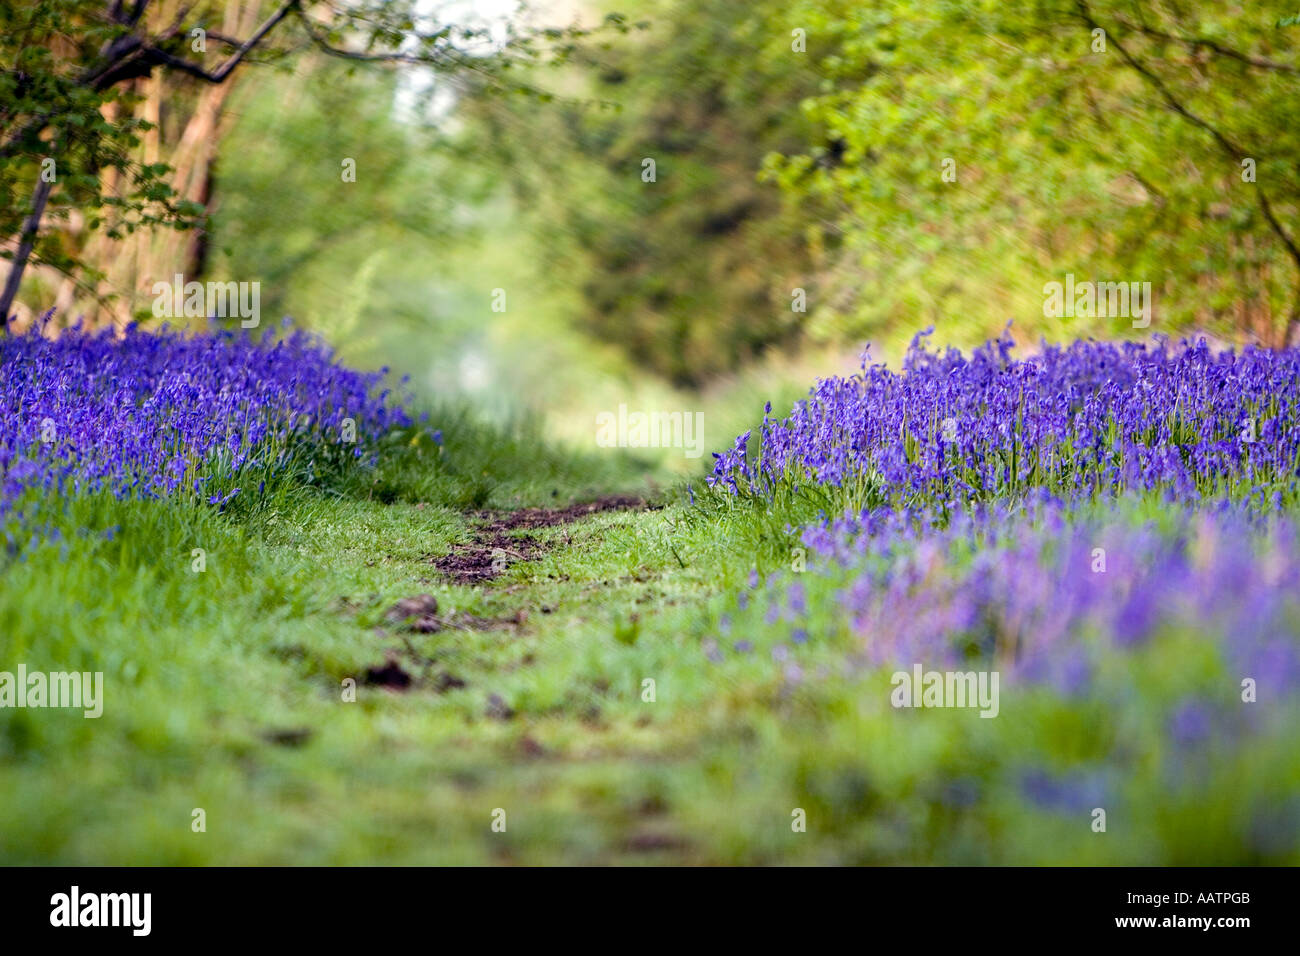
{"left": 0, "top": 174, "right": 54, "bottom": 331}
{"left": 66, "top": 1, "right": 255, "bottom": 330}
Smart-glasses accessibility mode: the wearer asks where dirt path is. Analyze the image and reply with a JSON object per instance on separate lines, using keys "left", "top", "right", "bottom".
{"left": 431, "top": 494, "right": 647, "bottom": 586}
{"left": 364, "top": 495, "right": 649, "bottom": 694}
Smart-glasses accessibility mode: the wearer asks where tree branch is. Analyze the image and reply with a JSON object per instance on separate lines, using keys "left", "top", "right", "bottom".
{"left": 134, "top": 0, "right": 298, "bottom": 84}
{"left": 1075, "top": 0, "right": 1300, "bottom": 277}
{"left": 1108, "top": 15, "right": 1300, "bottom": 75}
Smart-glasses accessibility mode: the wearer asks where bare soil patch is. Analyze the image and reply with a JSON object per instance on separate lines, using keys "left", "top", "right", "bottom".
{"left": 362, "top": 495, "right": 651, "bottom": 696}
{"left": 431, "top": 495, "right": 646, "bottom": 586}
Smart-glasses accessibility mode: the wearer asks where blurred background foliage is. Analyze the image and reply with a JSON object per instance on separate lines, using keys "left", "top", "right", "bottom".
{"left": 210, "top": 60, "right": 487, "bottom": 365}
{"left": 460, "top": 0, "right": 826, "bottom": 387}
{"left": 8, "top": 0, "right": 1300, "bottom": 458}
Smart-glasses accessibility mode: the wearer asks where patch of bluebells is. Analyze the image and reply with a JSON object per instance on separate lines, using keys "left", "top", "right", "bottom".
{"left": 704, "top": 332, "right": 1300, "bottom": 696}
{"left": 1, "top": 322, "right": 411, "bottom": 533}
{"left": 790, "top": 499, "right": 1300, "bottom": 696}
{"left": 705, "top": 331, "right": 1300, "bottom": 835}
{"left": 712, "top": 493, "right": 1300, "bottom": 826}
{"left": 699, "top": 332, "right": 1300, "bottom": 712}
{"left": 708, "top": 329, "right": 1300, "bottom": 505}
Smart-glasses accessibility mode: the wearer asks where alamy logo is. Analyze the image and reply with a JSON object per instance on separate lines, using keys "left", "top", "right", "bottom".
{"left": 151, "top": 274, "right": 260, "bottom": 327}
{"left": 1043, "top": 273, "right": 1151, "bottom": 328}
{"left": 0, "top": 665, "right": 103, "bottom": 718}
{"left": 890, "top": 665, "right": 1000, "bottom": 718}
{"left": 50, "top": 886, "right": 151, "bottom": 936}
{"left": 596, "top": 404, "right": 705, "bottom": 459}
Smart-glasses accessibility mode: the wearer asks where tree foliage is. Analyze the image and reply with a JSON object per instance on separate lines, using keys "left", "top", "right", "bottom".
{"left": 765, "top": 0, "right": 1300, "bottom": 347}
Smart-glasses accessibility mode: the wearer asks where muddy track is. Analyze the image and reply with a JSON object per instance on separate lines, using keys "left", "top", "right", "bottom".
{"left": 431, "top": 494, "right": 647, "bottom": 586}
{"left": 362, "top": 495, "right": 650, "bottom": 701}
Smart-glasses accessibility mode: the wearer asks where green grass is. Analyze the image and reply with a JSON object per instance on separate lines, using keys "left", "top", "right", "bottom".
{"left": 2, "top": 404, "right": 1297, "bottom": 864}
